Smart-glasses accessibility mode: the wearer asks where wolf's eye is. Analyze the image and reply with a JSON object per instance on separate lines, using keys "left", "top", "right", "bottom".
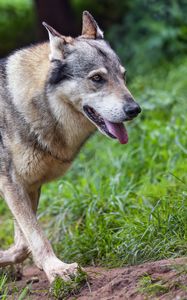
{"left": 91, "top": 74, "right": 103, "bottom": 83}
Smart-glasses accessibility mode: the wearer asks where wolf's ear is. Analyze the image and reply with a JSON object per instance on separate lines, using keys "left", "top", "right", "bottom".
{"left": 81, "top": 11, "right": 104, "bottom": 39}
{"left": 42, "top": 22, "right": 72, "bottom": 61}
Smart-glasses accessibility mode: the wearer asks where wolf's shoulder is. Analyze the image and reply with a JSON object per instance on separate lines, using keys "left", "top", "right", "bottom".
{"left": 5, "top": 42, "right": 50, "bottom": 99}
{"left": 7, "top": 42, "right": 50, "bottom": 70}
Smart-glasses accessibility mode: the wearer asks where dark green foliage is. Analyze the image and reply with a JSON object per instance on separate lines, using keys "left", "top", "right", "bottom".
{"left": 108, "top": 0, "right": 187, "bottom": 74}
{"left": 0, "top": 0, "right": 36, "bottom": 57}
{"left": 71, "top": 0, "right": 187, "bottom": 74}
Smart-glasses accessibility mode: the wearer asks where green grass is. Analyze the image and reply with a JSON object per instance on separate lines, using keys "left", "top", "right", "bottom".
{"left": 0, "top": 273, "right": 8, "bottom": 299}
{"left": 0, "top": 56, "right": 187, "bottom": 275}
{"left": 50, "top": 266, "right": 87, "bottom": 299}
{"left": 138, "top": 274, "right": 169, "bottom": 296}
{"left": 39, "top": 56, "right": 187, "bottom": 267}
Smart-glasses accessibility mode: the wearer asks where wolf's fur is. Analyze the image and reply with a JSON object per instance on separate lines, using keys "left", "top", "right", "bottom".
{"left": 0, "top": 12, "right": 140, "bottom": 282}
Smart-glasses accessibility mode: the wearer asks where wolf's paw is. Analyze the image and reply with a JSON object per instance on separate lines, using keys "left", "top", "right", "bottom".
{"left": 43, "top": 257, "right": 78, "bottom": 283}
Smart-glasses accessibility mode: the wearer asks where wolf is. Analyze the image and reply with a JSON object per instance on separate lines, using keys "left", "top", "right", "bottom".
{"left": 0, "top": 11, "right": 141, "bottom": 283}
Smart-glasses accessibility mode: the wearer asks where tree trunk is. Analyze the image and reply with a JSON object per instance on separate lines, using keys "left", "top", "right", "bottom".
{"left": 34, "top": 0, "right": 79, "bottom": 41}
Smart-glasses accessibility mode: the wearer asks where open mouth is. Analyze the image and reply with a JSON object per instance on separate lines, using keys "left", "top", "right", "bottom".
{"left": 83, "top": 105, "right": 128, "bottom": 144}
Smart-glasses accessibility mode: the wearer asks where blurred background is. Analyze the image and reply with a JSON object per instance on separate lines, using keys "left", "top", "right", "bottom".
{"left": 0, "top": 0, "right": 187, "bottom": 76}
{"left": 0, "top": 0, "right": 187, "bottom": 269}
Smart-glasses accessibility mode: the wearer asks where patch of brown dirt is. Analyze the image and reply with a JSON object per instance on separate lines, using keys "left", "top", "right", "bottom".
{"left": 7, "top": 257, "right": 187, "bottom": 299}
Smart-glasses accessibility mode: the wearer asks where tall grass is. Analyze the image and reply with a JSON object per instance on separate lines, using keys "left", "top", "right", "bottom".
{"left": 38, "top": 56, "right": 187, "bottom": 267}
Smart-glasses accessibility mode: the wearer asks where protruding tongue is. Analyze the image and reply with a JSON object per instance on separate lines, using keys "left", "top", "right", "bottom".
{"left": 104, "top": 119, "right": 128, "bottom": 144}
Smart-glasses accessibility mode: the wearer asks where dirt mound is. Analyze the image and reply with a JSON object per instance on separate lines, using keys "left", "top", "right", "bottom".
{"left": 7, "top": 257, "right": 187, "bottom": 299}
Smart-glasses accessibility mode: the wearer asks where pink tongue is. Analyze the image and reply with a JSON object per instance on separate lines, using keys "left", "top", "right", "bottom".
{"left": 104, "top": 119, "right": 128, "bottom": 144}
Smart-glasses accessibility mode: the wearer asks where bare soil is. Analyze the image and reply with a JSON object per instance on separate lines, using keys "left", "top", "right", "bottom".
{"left": 7, "top": 257, "right": 187, "bottom": 299}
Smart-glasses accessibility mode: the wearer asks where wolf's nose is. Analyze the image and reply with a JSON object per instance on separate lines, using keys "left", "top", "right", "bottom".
{"left": 123, "top": 103, "right": 141, "bottom": 118}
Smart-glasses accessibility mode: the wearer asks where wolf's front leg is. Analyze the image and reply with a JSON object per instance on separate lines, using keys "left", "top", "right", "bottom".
{"left": 2, "top": 178, "right": 78, "bottom": 283}
{"left": 0, "top": 220, "right": 29, "bottom": 266}
{"left": 0, "top": 189, "right": 40, "bottom": 266}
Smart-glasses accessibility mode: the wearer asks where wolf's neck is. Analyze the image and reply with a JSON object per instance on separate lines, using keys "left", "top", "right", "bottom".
{"left": 20, "top": 93, "right": 95, "bottom": 162}
{"left": 6, "top": 43, "right": 96, "bottom": 162}
{"left": 48, "top": 95, "right": 95, "bottom": 146}
{"left": 39, "top": 94, "right": 95, "bottom": 160}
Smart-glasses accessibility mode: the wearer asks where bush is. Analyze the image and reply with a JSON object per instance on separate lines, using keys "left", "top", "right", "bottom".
{"left": 0, "top": 0, "right": 36, "bottom": 57}
{"left": 108, "top": 0, "right": 187, "bottom": 74}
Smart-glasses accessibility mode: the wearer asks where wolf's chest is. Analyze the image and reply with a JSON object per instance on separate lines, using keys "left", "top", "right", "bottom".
{"left": 12, "top": 144, "right": 71, "bottom": 186}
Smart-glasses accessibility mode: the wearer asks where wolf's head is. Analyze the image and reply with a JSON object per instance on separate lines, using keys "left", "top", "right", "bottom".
{"left": 43, "top": 11, "right": 141, "bottom": 144}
